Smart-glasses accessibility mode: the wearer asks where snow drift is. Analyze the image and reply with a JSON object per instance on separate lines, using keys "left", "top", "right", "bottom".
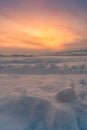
{"left": 0, "top": 95, "right": 79, "bottom": 130}
{"left": 0, "top": 56, "right": 87, "bottom": 74}
{"left": 0, "top": 63, "right": 87, "bottom": 74}
{"left": 0, "top": 92, "right": 87, "bottom": 130}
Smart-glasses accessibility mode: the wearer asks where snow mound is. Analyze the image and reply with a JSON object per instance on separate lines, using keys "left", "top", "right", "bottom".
{"left": 0, "top": 94, "right": 86, "bottom": 130}
{"left": 0, "top": 95, "right": 79, "bottom": 130}
{"left": 55, "top": 87, "right": 76, "bottom": 102}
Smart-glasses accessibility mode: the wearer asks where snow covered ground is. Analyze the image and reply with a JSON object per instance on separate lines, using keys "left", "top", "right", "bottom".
{"left": 0, "top": 56, "right": 87, "bottom": 130}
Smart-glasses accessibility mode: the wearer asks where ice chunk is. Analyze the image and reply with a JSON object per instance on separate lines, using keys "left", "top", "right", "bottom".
{"left": 55, "top": 87, "right": 76, "bottom": 102}
{"left": 79, "top": 79, "right": 87, "bottom": 85}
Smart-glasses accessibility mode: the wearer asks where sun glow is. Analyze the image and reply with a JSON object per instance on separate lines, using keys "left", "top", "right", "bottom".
{"left": 0, "top": 0, "right": 87, "bottom": 54}
{"left": 22, "top": 24, "right": 78, "bottom": 50}
{"left": 0, "top": 13, "right": 82, "bottom": 51}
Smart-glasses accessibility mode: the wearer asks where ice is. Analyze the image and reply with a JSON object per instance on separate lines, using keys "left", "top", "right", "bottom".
{"left": 79, "top": 79, "right": 87, "bottom": 85}
{"left": 55, "top": 86, "right": 76, "bottom": 102}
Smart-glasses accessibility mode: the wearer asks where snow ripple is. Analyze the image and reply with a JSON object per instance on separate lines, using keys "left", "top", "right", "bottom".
{"left": 0, "top": 63, "right": 87, "bottom": 74}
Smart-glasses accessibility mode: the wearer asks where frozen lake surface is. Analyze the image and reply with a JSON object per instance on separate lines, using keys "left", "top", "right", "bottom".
{"left": 0, "top": 56, "right": 87, "bottom": 130}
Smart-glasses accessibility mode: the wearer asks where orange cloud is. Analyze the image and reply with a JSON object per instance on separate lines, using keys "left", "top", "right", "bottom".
{"left": 0, "top": 5, "right": 86, "bottom": 53}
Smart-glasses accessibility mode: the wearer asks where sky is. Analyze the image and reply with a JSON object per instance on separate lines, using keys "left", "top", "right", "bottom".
{"left": 0, "top": 0, "right": 87, "bottom": 54}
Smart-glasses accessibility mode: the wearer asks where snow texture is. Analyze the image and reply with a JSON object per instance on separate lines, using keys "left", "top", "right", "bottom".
{"left": 0, "top": 56, "right": 87, "bottom": 74}
{"left": 0, "top": 56, "right": 87, "bottom": 130}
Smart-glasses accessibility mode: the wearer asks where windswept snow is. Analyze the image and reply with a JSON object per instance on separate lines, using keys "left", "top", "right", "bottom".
{"left": 0, "top": 56, "right": 87, "bottom": 74}
{"left": 0, "top": 56, "right": 87, "bottom": 130}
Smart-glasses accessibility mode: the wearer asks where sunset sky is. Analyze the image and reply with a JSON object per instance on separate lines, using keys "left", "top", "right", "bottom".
{"left": 0, "top": 0, "right": 87, "bottom": 54}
